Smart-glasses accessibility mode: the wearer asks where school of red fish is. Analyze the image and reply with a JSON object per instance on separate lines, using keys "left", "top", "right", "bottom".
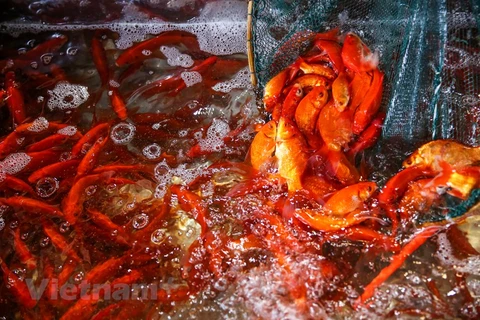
{"left": 0, "top": 27, "right": 479, "bottom": 319}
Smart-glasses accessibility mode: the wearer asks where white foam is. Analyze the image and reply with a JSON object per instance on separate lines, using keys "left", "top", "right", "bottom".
{"left": 154, "top": 160, "right": 210, "bottom": 199}
{"left": 110, "top": 122, "right": 135, "bottom": 145}
{"left": 181, "top": 71, "right": 202, "bottom": 87}
{"left": 47, "top": 81, "right": 89, "bottom": 111}
{"left": 57, "top": 126, "right": 77, "bottom": 136}
{"left": 28, "top": 117, "right": 49, "bottom": 132}
{"left": 197, "top": 118, "right": 230, "bottom": 153}
{"left": 212, "top": 67, "right": 251, "bottom": 93}
{"left": 435, "top": 233, "right": 480, "bottom": 275}
{"left": 234, "top": 254, "right": 331, "bottom": 319}
{"left": 0, "top": 1, "right": 247, "bottom": 56}
{"left": 108, "top": 79, "right": 120, "bottom": 88}
{"left": 160, "top": 46, "right": 194, "bottom": 68}
{"left": 0, "top": 152, "right": 31, "bottom": 175}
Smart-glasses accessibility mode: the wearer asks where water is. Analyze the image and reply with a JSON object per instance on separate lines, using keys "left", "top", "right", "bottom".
{"left": 0, "top": 1, "right": 479, "bottom": 319}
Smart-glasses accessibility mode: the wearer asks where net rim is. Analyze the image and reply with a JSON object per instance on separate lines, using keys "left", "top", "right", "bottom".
{"left": 247, "top": 0, "right": 257, "bottom": 87}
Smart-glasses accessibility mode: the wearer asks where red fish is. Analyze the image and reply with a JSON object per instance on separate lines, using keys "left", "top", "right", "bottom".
{"left": 0, "top": 259, "right": 37, "bottom": 308}
{"left": 71, "top": 123, "right": 110, "bottom": 158}
{"left": 42, "top": 220, "right": 81, "bottom": 262}
{"left": 90, "top": 32, "right": 110, "bottom": 87}
{"left": 2, "top": 196, "right": 63, "bottom": 217}
{"left": 12, "top": 228, "right": 37, "bottom": 270}
{"left": 116, "top": 31, "right": 199, "bottom": 66}
{"left": 5, "top": 71, "right": 26, "bottom": 124}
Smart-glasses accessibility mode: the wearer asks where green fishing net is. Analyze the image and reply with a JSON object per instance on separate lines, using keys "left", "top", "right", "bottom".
{"left": 251, "top": 0, "right": 480, "bottom": 219}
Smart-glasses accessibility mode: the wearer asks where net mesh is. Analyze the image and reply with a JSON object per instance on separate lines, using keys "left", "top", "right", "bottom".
{"left": 252, "top": 0, "right": 480, "bottom": 217}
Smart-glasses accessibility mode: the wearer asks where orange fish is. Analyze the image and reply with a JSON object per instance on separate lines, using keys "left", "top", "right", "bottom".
{"left": 249, "top": 120, "right": 277, "bottom": 171}
{"left": 341, "top": 33, "right": 379, "bottom": 73}
{"left": 263, "top": 69, "right": 288, "bottom": 113}
{"left": 275, "top": 117, "right": 309, "bottom": 192}
{"left": 295, "top": 86, "right": 328, "bottom": 136}
{"left": 331, "top": 71, "right": 350, "bottom": 112}
{"left": 295, "top": 208, "right": 371, "bottom": 232}
{"left": 314, "top": 39, "right": 344, "bottom": 73}
{"left": 352, "top": 69, "right": 384, "bottom": 135}
{"left": 403, "top": 140, "right": 480, "bottom": 171}
{"left": 324, "top": 182, "right": 377, "bottom": 216}
{"left": 318, "top": 101, "right": 353, "bottom": 151}
{"left": 349, "top": 71, "right": 372, "bottom": 111}
{"left": 280, "top": 83, "right": 303, "bottom": 121}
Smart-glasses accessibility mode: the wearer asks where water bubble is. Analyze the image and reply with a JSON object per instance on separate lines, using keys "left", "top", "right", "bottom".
{"left": 37, "top": 96, "right": 44, "bottom": 103}
{"left": 142, "top": 143, "right": 161, "bottom": 159}
{"left": 20, "top": 232, "right": 28, "bottom": 241}
{"left": 12, "top": 268, "right": 25, "bottom": 281}
{"left": 36, "top": 177, "right": 59, "bottom": 198}
{"left": 17, "top": 48, "right": 27, "bottom": 55}
{"left": 111, "top": 122, "right": 135, "bottom": 145}
{"left": 0, "top": 217, "right": 4, "bottom": 231}
{"left": 142, "top": 49, "right": 152, "bottom": 56}
{"left": 0, "top": 206, "right": 9, "bottom": 215}
{"left": 133, "top": 213, "right": 149, "bottom": 229}
{"left": 66, "top": 47, "right": 78, "bottom": 56}
{"left": 59, "top": 222, "right": 70, "bottom": 233}
{"left": 41, "top": 53, "right": 53, "bottom": 65}
{"left": 106, "top": 183, "right": 117, "bottom": 192}
{"left": 85, "top": 185, "right": 97, "bottom": 196}
{"left": 154, "top": 161, "right": 170, "bottom": 176}
{"left": 213, "top": 277, "right": 228, "bottom": 291}
{"left": 185, "top": 227, "right": 194, "bottom": 238}
{"left": 73, "top": 272, "right": 84, "bottom": 284}
{"left": 151, "top": 228, "right": 168, "bottom": 245}
{"left": 30, "top": 61, "right": 38, "bottom": 69}
{"left": 126, "top": 201, "right": 136, "bottom": 211}
{"left": 59, "top": 152, "right": 72, "bottom": 162}
{"left": 9, "top": 220, "right": 18, "bottom": 229}
{"left": 40, "top": 236, "right": 50, "bottom": 247}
